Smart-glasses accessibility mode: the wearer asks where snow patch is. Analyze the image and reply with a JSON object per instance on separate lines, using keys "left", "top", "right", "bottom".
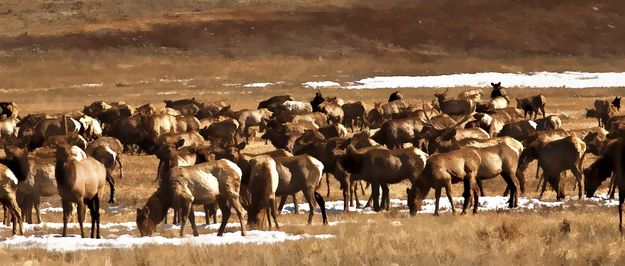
{"left": 302, "top": 81, "right": 341, "bottom": 88}
{"left": 342, "top": 72, "right": 625, "bottom": 89}
{"left": 0, "top": 231, "right": 334, "bottom": 251}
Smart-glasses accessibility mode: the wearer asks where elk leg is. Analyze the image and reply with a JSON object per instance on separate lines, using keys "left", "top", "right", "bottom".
{"left": 292, "top": 194, "right": 299, "bottom": 214}
{"left": 94, "top": 194, "right": 101, "bottom": 239}
{"left": 178, "top": 203, "right": 190, "bottom": 237}
{"left": 76, "top": 201, "right": 85, "bottom": 238}
{"left": 5, "top": 197, "right": 22, "bottom": 235}
{"left": 106, "top": 174, "right": 116, "bottom": 204}
{"left": 87, "top": 198, "right": 96, "bottom": 238}
{"left": 371, "top": 182, "right": 381, "bottom": 212}
{"left": 353, "top": 181, "right": 362, "bottom": 208}
{"left": 361, "top": 181, "right": 367, "bottom": 195}
{"left": 539, "top": 173, "right": 549, "bottom": 200}
{"left": 61, "top": 200, "right": 72, "bottom": 237}
{"left": 229, "top": 195, "right": 248, "bottom": 236}
{"left": 381, "top": 184, "right": 389, "bottom": 211}
{"left": 434, "top": 188, "right": 442, "bottom": 216}
{"left": 618, "top": 190, "right": 625, "bottom": 237}
{"left": 270, "top": 198, "right": 280, "bottom": 229}
{"left": 609, "top": 174, "right": 617, "bottom": 199}
{"left": 326, "top": 173, "right": 331, "bottom": 197}
{"left": 216, "top": 197, "right": 232, "bottom": 237}
{"left": 570, "top": 166, "right": 585, "bottom": 200}
{"left": 303, "top": 189, "right": 317, "bottom": 224}
{"left": 461, "top": 178, "right": 472, "bottom": 215}
{"left": 278, "top": 196, "right": 287, "bottom": 214}
{"left": 188, "top": 207, "right": 199, "bottom": 237}
{"left": 501, "top": 171, "right": 518, "bottom": 208}
{"left": 444, "top": 182, "right": 455, "bottom": 214}
{"left": 204, "top": 204, "right": 210, "bottom": 225}
{"left": 342, "top": 179, "right": 349, "bottom": 213}
{"left": 471, "top": 178, "right": 480, "bottom": 214}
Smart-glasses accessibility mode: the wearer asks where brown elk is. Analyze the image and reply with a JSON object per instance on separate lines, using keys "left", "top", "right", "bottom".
{"left": 0, "top": 143, "right": 30, "bottom": 235}
{"left": 518, "top": 136, "right": 586, "bottom": 200}
{"left": 318, "top": 101, "right": 344, "bottom": 125}
{"left": 407, "top": 147, "right": 481, "bottom": 216}
{"left": 237, "top": 108, "right": 273, "bottom": 143}
{"left": 498, "top": 120, "right": 537, "bottom": 142}
{"left": 258, "top": 95, "right": 294, "bottom": 113}
{"left": 55, "top": 145, "right": 108, "bottom": 238}
{"left": 339, "top": 145, "right": 427, "bottom": 212}
{"left": 434, "top": 89, "right": 475, "bottom": 116}
{"left": 490, "top": 82, "right": 507, "bottom": 99}
{"left": 583, "top": 138, "right": 625, "bottom": 234}
{"left": 595, "top": 99, "right": 620, "bottom": 128}
{"left": 516, "top": 95, "right": 547, "bottom": 119}
{"left": 245, "top": 155, "right": 280, "bottom": 229}
{"left": 389, "top": 91, "right": 405, "bottom": 102}
{"left": 341, "top": 101, "right": 367, "bottom": 132}
{"left": 138, "top": 145, "right": 247, "bottom": 237}
{"left": 366, "top": 100, "right": 409, "bottom": 129}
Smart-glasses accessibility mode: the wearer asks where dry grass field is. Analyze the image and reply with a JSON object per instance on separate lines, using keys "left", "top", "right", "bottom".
{"left": 1, "top": 0, "right": 625, "bottom": 265}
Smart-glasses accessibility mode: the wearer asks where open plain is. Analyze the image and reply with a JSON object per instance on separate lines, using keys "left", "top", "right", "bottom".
{"left": 1, "top": 0, "right": 625, "bottom": 265}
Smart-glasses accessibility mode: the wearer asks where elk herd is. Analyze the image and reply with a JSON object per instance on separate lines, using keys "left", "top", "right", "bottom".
{"left": 0, "top": 81, "right": 624, "bottom": 239}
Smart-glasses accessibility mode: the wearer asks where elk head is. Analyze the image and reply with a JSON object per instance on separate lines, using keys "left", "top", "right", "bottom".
{"left": 491, "top": 82, "right": 502, "bottom": 90}
{"left": 612, "top": 96, "right": 621, "bottom": 111}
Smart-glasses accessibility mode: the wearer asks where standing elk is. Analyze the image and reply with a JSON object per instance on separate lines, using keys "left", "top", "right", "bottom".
{"left": 434, "top": 89, "right": 474, "bottom": 116}
{"left": 594, "top": 98, "right": 620, "bottom": 128}
{"left": 55, "top": 145, "right": 108, "bottom": 238}
{"left": 534, "top": 115, "right": 562, "bottom": 131}
{"left": 458, "top": 89, "right": 484, "bottom": 102}
{"left": 245, "top": 155, "right": 280, "bottom": 229}
{"left": 237, "top": 109, "right": 273, "bottom": 143}
{"left": 0, "top": 143, "right": 30, "bottom": 235}
{"left": 341, "top": 101, "right": 367, "bottom": 132}
{"left": 516, "top": 95, "right": 547, "bottom": 119}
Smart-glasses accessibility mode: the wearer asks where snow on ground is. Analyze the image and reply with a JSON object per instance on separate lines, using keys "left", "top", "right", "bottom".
{"left": 0, "top": 231, "right": 334, "bottom": 251}
{"left": 302, "top": 81, "right": 341, "bottom": 88}
{"left": 300, "top": 71, "right": 625, "bottom": 89}
{"left": 242, "top": 82, "right": 283, "bottom": 88}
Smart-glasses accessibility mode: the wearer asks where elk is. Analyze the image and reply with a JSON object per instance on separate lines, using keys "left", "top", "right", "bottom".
{"left": 237, "top": 108, "right": 273, "bottom": 143}
{"left": 583, "top": 138, "right": 625, "bottom": 234}
{"left": 318, "top": 102, "right": 344, "bottom": 125}
{"left": 420, "top": 102, "right": 485, "bottom": 154}
{"left": 595, "top": 99, "right": 620, "bottom": 128}
{"left": 407, "top": 147, "right": 481, "bottom": 216}
{"left": 388, "top": 91, "right": 404, "bottom": 102}
{"left": 258, "top": 95, "right": 295, "bottom": 113}
{"left": 490, "top": 82, "right": 507, "bottom": 99}
{"left": 434, "top": 89, "right": 475, "bottom": 116}
{"left": 498, "top": 120, "right": 537, "bottom": 143}
{"left": 138, "top": 145, "right": 247, "bottom": 237}
{"left": 518, "top": 136, "right": 586, "bottom": 200}
{"left": 458, "top": 89, "right": 483, "bottom": 102}
{"left": 55, "top": 145, "right": 108, "bottom": 238}
{"left": 310, "top": 91, "right": 325, "bottom": 112}
{"left": 338, "top": 145, "right": 427, "bottom": 212}
{"left": 341, "top": 101, "right": 367, "bottom": 132}
{"left": 516, "top": 95, "right": 547, "bottom": 119}
{"left": 535, "top": 115, "right": 562, "bottom": 131}
{"left": 0, "top": 143, "right": 30, "bottom": 235}
{"left": 245, "top": 155, "right": 280, "bottom": 229}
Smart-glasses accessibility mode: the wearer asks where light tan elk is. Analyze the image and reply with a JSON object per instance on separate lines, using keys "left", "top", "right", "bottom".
{"left": 55, "top": 145, "right": 108, "bottom": 238}
{"left": 407, "top": 147, "right": 481, "bottom": 216}
{"left": 0, "top": 143, "right": 31, "bottom": 235}
{"left": 433, "top": 89, "right": 475, "bottom": 116}
{"left": 137, "top": 145, "right": 247, "bottom": 237}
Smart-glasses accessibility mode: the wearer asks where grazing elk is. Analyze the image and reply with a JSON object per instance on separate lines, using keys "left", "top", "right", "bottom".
{"left": 519, "top": 136, "right": 586, "bottom": 200}
{"left": 339, "top": 145, "right": 428, "bottom": 212}
{"left": 407, "top": 147, "right": 481, "bottom": 216}
{"left": 258, "top": 95, "right": 294, "bottom": 113}
{"left": 534, "top": 115, "right": 562, "bottom": 131}
{"left": 199, "top": 118, "right": 239, "bottom": 145}
{"left": 139, "top": 145, "right": 247, "bottom": 237}
{"left": 245, "top": 155, "right": 280, "bottom": 229}
{"left": 516, "top": 95, "right": 547, "bottom": 119}
{"left": 237, "top": 108, "right": 273, "bottom": 143}
{"left": 55, "top": 145, "right": 108, "bottom": 238}
{"left": 498, "top": 120, "right": 537, "bottom": 143}
{"left": 583, "top": 138, "right": 625, "bottom": 234}
{"left": 318, "top": 101, "right": 344, "bottom": 125}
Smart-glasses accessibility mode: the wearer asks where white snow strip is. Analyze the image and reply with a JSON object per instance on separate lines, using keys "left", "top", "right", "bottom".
{"left": 302, "top": 72, "right": 625, "bottom": 89}
{"left": 70, "top": 83, "right": 103, "bottom": 88}
{"left": 0, "top": 231, "right": 334, "bottom": 251}
{"left": 243, "top": 82, "right": 274, "bottom": 88}
{"left": 157, "top": 91, "right": 179, "bottom": 95}
{"left": 302, "top": 81, "right": 341, "bottom": 88}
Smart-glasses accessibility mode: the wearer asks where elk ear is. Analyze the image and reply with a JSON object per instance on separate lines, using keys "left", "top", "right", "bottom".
{"left": 175, "top": 138, "right": 185, "bottom": 149}
{"left": 497, "top": 82, "right": 501, "bottom": 86}
{"left": 237, "top": 142, "right": 246, "bottom": 151}
{"left": 491, "top": 82, "right": 495, "bottom": 86}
